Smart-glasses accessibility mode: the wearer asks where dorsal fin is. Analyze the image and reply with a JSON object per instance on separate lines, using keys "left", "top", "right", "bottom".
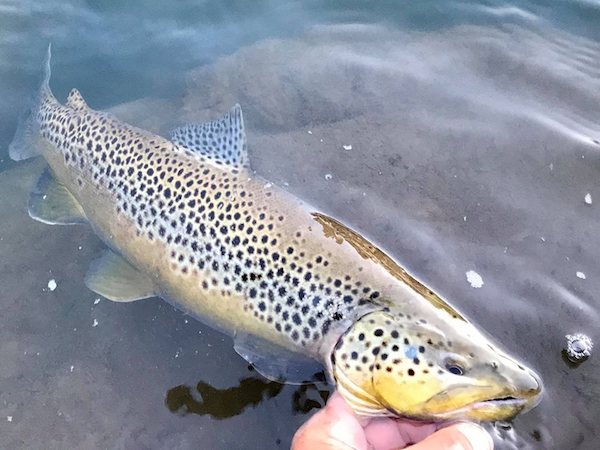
{"left": 311, "top": 213, "right": 466, "bottom": 321}
{"left": 66, "top": 88, "right": 89, "bottom": 111}
{"left": 170, "top": 104, "right": 248, "bottom": 169}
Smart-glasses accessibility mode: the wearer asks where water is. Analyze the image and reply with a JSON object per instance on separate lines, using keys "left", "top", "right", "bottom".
{"left": 1, "top": 1, "right": 599, "bottom": 448}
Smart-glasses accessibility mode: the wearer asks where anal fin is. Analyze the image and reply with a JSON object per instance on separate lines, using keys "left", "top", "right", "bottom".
{"left": 85, "top": 250, "right": 156, "bottom": 302}
{"left": 234, "top": 332, "right": 325, "bottom": 385}
{"left": 28, "top": 168, "right": 87, "bottom": 225}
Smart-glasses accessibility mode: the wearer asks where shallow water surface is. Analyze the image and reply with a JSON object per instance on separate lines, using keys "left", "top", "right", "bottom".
{"left": 1, "top": 1, "right": 599, "bottom": 449}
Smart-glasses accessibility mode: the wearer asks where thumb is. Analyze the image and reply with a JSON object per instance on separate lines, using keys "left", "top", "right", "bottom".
{"left": 407, "top": 423, "right": 493, "bottom": 450}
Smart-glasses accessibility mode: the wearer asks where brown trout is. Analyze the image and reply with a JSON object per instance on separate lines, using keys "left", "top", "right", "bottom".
{"left": 10, "top": 46, "right": 542, "bottom": 421}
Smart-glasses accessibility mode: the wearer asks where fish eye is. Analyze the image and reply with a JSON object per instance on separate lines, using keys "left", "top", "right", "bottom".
{"left": 444, "top": 359, "right": 465, "bottom": 376}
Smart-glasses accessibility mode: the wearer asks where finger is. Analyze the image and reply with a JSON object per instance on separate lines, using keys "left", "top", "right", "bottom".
{"left": 291, "top": 393, "right": 367, "bottom": 450}
{"left": 406, "top": 423, "right": 493, "bottom": 450}
{"left": 363, "top": 418, "right": 437, "bottom": 450}
{"left": 327, "top": 392, "right": 358, "bottom": 415}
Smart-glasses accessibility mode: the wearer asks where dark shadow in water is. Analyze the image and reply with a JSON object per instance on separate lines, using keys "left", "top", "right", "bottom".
{"left": 165, "top": 372, "right": 330, "bottom": 419}
{"left": 291, "top": 383, "right": 330, "bottom": 414}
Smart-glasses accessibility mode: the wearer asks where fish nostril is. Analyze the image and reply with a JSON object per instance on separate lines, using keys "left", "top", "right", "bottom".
{"left": 530, "top": 387, "right": 540, "bottom": 395}
{"left": 525, "top": 372, "right": 542, "bottom": 395}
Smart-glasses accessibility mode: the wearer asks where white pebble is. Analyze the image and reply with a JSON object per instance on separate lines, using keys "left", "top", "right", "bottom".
{"left": 324, "top": 173, "right": 333, "bottom": 181}
{"left": 264, "top": 182, "right": 272, "bottom": 189}
{"left": 466, "top": 270, "right": 484, "bottom": 288}
{"left": 92, "top": 319, "right": 98, "bottom": 327}
{"left": 584, "top": 193, "right": 592, "bottom": 205}
{"left": 47, "top": 279, "right": 57, "bottom": 291}
{"left": 576, "top": 271, "right": 586, "bottom": 280}
{"left": 342, "top": 144, "right": 352, "bottom": 150}
{"left": 7, "top": 416, "right": 12, "bottom": 422}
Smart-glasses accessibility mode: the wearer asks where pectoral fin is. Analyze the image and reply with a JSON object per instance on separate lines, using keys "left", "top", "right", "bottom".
{"left": 28, "top": 168, "right": 87, "bottom": 225}
{"left": 233, "top": 332, "right": 325, "bottom": 384}
{"left": 85, "top": 250, "right": 156, "bottom": 302}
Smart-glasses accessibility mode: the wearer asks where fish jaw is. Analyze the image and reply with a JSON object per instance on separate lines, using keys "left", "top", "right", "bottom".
{"left": 330, "top": 309, "right": 543, "bottom": 421}
{"left": 430, "top": 396, "right": 532, "bottom": 422}
{"left": 419, "top": 366, "right": 543, "bottom": 421}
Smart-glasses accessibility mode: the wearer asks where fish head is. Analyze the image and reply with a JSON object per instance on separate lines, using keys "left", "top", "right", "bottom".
{"left": 330, "top": 309, "right": 542, "bottom": 421}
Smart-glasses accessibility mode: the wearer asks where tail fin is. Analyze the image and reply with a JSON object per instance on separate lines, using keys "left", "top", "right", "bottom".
{"left": 9, "top": 44, "right": 54, "bottom": 161}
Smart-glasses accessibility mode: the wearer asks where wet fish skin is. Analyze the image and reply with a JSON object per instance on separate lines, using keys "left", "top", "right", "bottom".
{"left": 11, "top": 46, "right": 542, "bottom": 421}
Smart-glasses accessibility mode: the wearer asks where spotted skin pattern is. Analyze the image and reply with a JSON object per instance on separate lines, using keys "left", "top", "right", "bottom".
{"left": 36, "top": 87, "right": 385, "bottom": 353}
{"left": 334, "top": 315, "right": 432, "bottom": 379}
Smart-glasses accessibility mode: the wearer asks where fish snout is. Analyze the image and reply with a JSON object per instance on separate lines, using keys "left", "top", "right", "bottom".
{"left": 509, "top": 366, "right": 543, "bottom": 409}
{"left": 521, "top": 367, "right": 542, "bottom": 394}
{"left": 525, "top": 369, "right": 542, "bottom": 398}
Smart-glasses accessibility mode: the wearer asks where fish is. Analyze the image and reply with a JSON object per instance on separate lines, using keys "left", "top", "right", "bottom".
{"left": 10, "top": 45, "right": 542, "bottom": 422}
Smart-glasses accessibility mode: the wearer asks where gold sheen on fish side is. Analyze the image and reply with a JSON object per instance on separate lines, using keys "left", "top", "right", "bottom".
{"left": 10, "top": 45, "right": 542, "bottom": 422}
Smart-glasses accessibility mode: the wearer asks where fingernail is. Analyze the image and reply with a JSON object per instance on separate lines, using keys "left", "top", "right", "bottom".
{"left": 455, "top": 423, "right": 493, "bottom": 450}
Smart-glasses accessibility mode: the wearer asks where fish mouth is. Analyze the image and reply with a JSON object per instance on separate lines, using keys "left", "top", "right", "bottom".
{"left": 425, "top": 371, "right": 543, "bottom": 421}
{"left": 432, "top": 394, "right": 533, "bottom": 421}
{"left": 470, "top": 395, "right": 526, "bottom": 410}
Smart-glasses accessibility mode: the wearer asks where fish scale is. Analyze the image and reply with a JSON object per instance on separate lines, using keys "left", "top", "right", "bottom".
{"left": 9, "top": 45, "right": 543, "bottom": 421}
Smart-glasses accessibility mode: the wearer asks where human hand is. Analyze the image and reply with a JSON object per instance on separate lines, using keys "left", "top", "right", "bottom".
{"left": 291, "top": 392, "right": 493, "bottom": 450}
